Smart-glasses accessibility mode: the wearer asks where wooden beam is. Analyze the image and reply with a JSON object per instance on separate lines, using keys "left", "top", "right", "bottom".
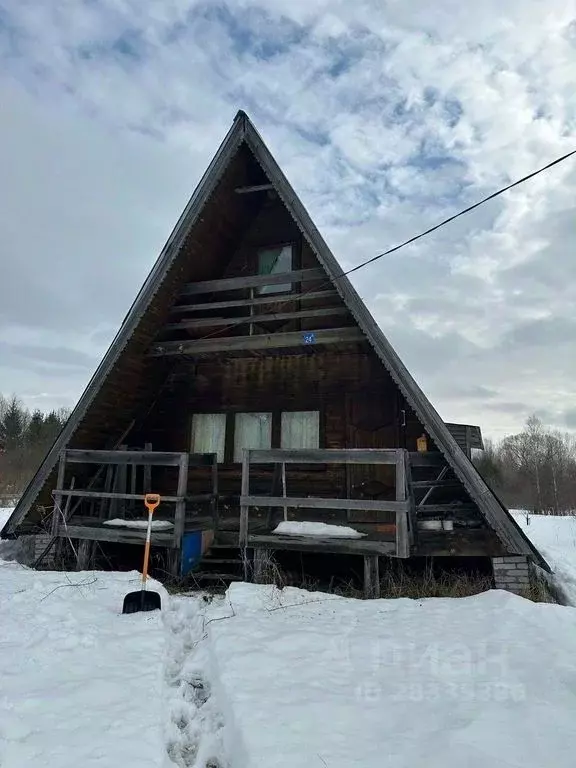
{"left": 412, "top": 479, "right": 460, "bottom": 489}
{"left": 180, "top": 268, "right": 324, "bottom": 295}
{"left": 239, "top": 449, "right": 250, "bottom": 550}
{"left": 170, "top": 453, "right": 189, "bottom": 577}
{"left": 150, "top": 327, "right": 364, "bottom": 356}
{"left": 418, "top": 466, "right": 449, "bottom": 506}
{"left": 143, "top": 442, "right": 152, "bottom": 493}
{"left": 404, "top": 451, "right": 418, "bottom": 547}
{"left": 57, "top": 524, "right": 175, "bottom": 546}
{"left": 249, "top": 534, "right": 396, "bottom": 557}
{"left": 164, "top": 306, "right": 349, "bottom": 331}
{"left": 241, "top": 495, "right": 410, "bottom": 513}
{"left": 364, "top": 555, "right": 380, "bottom": 598}
{"left": 347, "top": 510, "right": 396, "bottom": 523}
{"left": 76, "top": 539, "right": 94, "bottom": 570}
{"left": 234, "top": 183, "right": 274, "bottom": 194}
{"left": 171, "top": 289, "right": 338, "bottom": 314}
{"left": 395, "top": 510, "right": 410, "bottom": 558}
{"left": 416, "top": 503, "right": 477, "bottom": 513}
{"left": 408, "top": 452, "right": 446, "bottom": 467}
{"left": 395, "top": 450, "right": 410, "bottom": 558}
{"left": 51, "top": 452, "right": 66, "bottom": 536}
{"left": 253, "top": 548, "right": 272, "bottom": 583}
{"left": 58, "top": 489, "right": 185, "bottom": 503}
{"left": 246, "top": 448, "right": 402, "bottom": 465}
{"left": 64, "top": 449, "right": 198, "bottom": 467}
{"left": 173, "top": 453, "right": 189, "bottom": 549}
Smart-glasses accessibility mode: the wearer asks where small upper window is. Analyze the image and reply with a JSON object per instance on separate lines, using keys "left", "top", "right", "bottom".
{"left": 257, "top": 244, "right": 293, "bottom": 295}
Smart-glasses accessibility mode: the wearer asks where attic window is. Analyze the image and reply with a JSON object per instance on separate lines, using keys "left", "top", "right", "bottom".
{"left": 257, "top": 244, "right": 293, "bottom": 294}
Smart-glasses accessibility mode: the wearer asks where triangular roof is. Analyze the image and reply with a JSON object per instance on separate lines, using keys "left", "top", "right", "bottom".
{"left": 1, "top": 111, "right": 547, "bottom": 569}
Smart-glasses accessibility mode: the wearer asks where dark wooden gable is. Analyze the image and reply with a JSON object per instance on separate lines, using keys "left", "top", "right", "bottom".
{"left": 1, "top": 113, "right": 548, "bottom": 570}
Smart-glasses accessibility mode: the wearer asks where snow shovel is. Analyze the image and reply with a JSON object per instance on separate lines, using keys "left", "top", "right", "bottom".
{"left": 122, "top": 493, "right": 162, "bottom": 614}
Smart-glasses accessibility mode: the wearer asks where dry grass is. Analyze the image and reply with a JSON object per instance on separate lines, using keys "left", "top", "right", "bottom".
{"left": 379, "top": 569, "right": 493, "bottom": 599}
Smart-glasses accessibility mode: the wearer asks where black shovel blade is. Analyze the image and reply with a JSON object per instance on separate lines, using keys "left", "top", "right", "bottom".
{"left": 122, "top": 589, "right": 162, "bottom": 614}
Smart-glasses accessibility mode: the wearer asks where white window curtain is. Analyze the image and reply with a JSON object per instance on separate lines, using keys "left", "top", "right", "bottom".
{"left": 234, "top": 412, "right": 272, "bottom": 462}
{"left": 281, "top": 411, "right": 320, "bottom": 450}
{"left": 191, "top": 413, "right": 226, "bottom": 463}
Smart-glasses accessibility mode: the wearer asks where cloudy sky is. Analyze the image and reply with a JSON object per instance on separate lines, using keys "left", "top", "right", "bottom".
{"left": 1, "top": 1, "right": 575, "bottom": 439}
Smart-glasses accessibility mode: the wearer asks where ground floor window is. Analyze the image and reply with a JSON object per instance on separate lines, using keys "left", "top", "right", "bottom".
{"left": 233, "top": 412, "right": 273, "bottom": 462}
{"left": 191, "top": 410, "right": 321, "bottom": 463}
{"left": 190, "top": 413, "right": 226, "bottom": 462}
{"left": 281, "top": 410, "right": 320, "bottom": 449}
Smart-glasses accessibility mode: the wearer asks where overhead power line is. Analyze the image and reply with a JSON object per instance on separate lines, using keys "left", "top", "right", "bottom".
{"left": 184, "top": 146, "right": 576, "bottom": 345}
{"left": 342, "top": 148, "right": 576, "bottom": 277}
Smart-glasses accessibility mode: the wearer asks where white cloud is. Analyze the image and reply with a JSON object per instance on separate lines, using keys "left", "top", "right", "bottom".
{"left": 0, "top": 0, "right": 575, "bottom": 438}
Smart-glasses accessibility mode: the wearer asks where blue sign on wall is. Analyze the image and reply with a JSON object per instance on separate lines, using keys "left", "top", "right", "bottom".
{"left": 303, "top": 332, "right": 316, "bottom": 345}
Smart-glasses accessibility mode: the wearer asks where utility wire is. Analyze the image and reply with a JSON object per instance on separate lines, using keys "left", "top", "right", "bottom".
{"left": 173, "top": 147, "right": 576, "bottom": 344}
{"left": 341, "top": 148, "right": 576, "bottom": 277}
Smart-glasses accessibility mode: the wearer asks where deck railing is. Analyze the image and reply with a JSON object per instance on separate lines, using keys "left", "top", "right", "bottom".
{"left": 239, "top": 448, "right": 416, "bottom": 558}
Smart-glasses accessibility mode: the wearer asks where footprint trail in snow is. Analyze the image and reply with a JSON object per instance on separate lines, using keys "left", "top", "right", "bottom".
{"left": 163, "top": 596, "right": 228, "bottom": 768}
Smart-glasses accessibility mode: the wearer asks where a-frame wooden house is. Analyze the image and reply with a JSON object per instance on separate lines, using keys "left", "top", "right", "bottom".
{"left": 1, "top": 111, "right": 546, "bottom": 595}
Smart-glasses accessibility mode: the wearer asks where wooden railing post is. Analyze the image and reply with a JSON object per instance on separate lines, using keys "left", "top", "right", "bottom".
{"left": 395, "top": 450, "right": 410, "bottom": 558}
{"left": 239, "top": 449, "right": 250, "bottom": 549}
{"left": 404, "top": 451, "right": 417, "bottom": 546}
{"left": 173, "top": 453, "right": 189, "bottom": 548}
{"left": 363, "top": 555, "right": 380, "bottom": 598}
{"left": 51, "top": 452, "right": 67, "bottom": 536}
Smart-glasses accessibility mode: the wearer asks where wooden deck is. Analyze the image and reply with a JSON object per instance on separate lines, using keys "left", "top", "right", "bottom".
{"left": 249, "top": 533, "right": 397, "bottom": 556}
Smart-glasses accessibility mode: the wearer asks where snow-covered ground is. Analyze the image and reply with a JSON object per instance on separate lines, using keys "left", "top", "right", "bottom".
{"left": 0, "top": 561, "right": 167, "bottom": 767}
{"left": 206, "top": 582, "right": 576, "bottom": 768}
{"left": 3, "top": 505, "right": 576, "bottom": 767}
{"left": 513, "top": 510, "right": 576, "bottom": 605}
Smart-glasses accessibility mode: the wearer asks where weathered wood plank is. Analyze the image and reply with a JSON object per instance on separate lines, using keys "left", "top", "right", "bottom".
{"left": 408, "top": 452, "right": 446, "bottom": 467}
{"left": 246, "top": 448, "right": 402, "bottom": 465}
{"left": 76, "top": 539, "right": 94, "bottom": 570}
{"left": 58, "top": 489, "right": 185, "bottom": 502}
{"left": 234, "top": 183, "right": 274, "bottom": 194}
{"left": 171, "top": 289, "right": 338, "bottom": 314}
{"left": 165, "top": 306, "right": 349, "bottom": 330}
{"left": 181, "top": 268, "right": 324, "bottom": 295}
{"left": 143, "top": 442, "right": 152, "bottom": 493}
{"left": 416, "top": 503, "right": 477, "bottom": 513}
{"left": 241, "top": 495, "right": 410, "bottom": 513}
{"left": 64, "top": 449, "right": 210, "bottom": 467}
{"left": 395, "top": 450, "right": 410, "bottom": 558}
{"left": 249, "top": 534, "right": 397, "bottom": 556}
{"left": 395, "top": 450, "right": 406, "bottom": 502}
{"left": 150, "top": 327, "right": 364, "bottom": 356}
{"left": 239, "top": 449, "right": 250, "bottom": 550}
{"left": 364, "top": 555, "right": 380, "bottom": 598}
{"left": 416, "top": 529, "right": 506, "bottom": 557}
{"left": 404, "top": 451, "right": 418, "bottom": 547}
{"left": 51, "top": 452, "right": 67, "bottom": 536}
{"left": 253, "top": 548, "right": 272, "bottom": 583}
{"left": 412, "top": 479, "right": 459, "bottom": 489}
{"left": 173, "top": 453, "right": 189, "bottom": 549}
{"left": 57, "top": 525, "right": 175, "bottom": 546}
{"left": 347, "top": 510, "right": 396, "bottom": 523}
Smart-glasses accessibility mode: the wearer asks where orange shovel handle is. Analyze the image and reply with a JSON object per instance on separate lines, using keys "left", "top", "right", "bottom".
{"left": 144, "top": 493, "right": 160, "bottom": 514}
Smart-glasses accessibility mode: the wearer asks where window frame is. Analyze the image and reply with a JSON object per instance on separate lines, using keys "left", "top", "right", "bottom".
{"left": 232, "top": 411, "right": 273, "bottom": 463}
{"left": 255, "top": 242, "right": 295, "bottom": 296}
{"left": 190, "top": 408, "right": 323, "bottom": 465}
{"left": 190, "top": 412, "right": 227, "bottom": 463}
